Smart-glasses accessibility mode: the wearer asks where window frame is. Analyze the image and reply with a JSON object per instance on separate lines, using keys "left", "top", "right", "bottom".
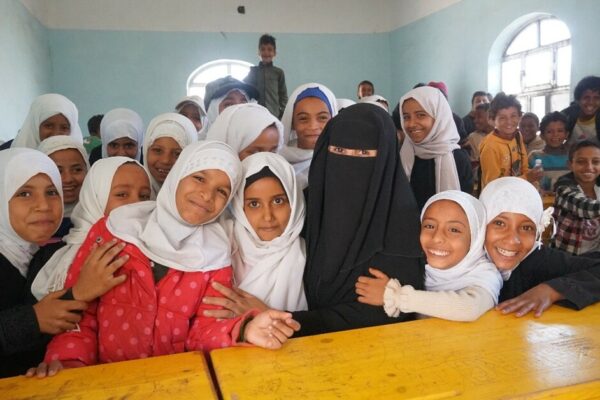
{"left": 187, "top": 59, "right": 253, "bottom": 98}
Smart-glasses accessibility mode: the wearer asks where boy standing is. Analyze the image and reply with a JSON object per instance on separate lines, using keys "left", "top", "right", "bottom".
{"left": 83, "top": 114, "right": 103, "bottom": 155}
{"left": 479, "top": 92, "right": 543, "bottom": 189}
{"left": 553, "top": 140, "right": 600, "bottom": 255}
{"left": 244, "top": 34, "right": 288, "bottom": 118}
{"left": 357, "top": 80, "right": 375, "bottom": 99}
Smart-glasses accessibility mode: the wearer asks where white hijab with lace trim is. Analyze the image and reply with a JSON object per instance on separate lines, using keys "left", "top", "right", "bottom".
{"left": 12, "top": 94, "right": 83, "bottom": 149}
{"left": 225, "top": 152, "right": 307, "bottom": 311}
{"left": 100, "top": 108, "right": 144, "bottom": 161}
{"left": 400, "top": 86, "right": 461, "bottom": 192}
{"left": 106, "top": 141, "right": 242, "bottom": 272}
{"left": 0, "top": 149, "right": 63, "bottom": 277}
{"left": 422, "top": 190, "right": 503, "bottom": 304}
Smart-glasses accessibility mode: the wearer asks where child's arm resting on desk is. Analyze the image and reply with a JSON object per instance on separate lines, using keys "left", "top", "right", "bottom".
{"left": 382, "top": 281, "right": 495, "bottom": 322}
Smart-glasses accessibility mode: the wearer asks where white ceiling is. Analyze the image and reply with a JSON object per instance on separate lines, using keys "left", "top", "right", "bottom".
{"left": 20, "top": 0, "right": 461, "bottom": 34}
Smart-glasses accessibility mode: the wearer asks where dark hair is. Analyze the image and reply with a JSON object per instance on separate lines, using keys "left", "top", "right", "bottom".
{"left": 475, "top": 103, "right": 490, "bottom": 112}
{"left": 568, "top": 139, "right": 600, "bottom": 161}
{"left": 471, "top": 91, "right": 488, "bottom": 104}
{"left": 87, "top": 114, "right": 103, "bottom": 136}
{"left": 358, "top": 80, "right": 374, "bottom": 90}
{"left": 574, "top": 76, "right": 600, "bottom": 101}
{"left": 413, "top": 82, "right": 426, "bottom": 89}
{"left": 259, "top": 34, "right": 276, "bottom": 49}
{"left": 539, "top": 111, "right": 568, "bottom": 136}
{"left": 521, "top": 112, "right": 539, "bottom": 126}
{"left": 489, "top": 92, "right": 522, "bottom": 119}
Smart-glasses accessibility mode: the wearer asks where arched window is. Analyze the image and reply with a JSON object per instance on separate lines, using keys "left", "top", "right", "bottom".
{"left": 501, "top": 17, "right": 571, "bottom": 117}
{"left": 187, "top": 59, "right": 253, "bottom": 98}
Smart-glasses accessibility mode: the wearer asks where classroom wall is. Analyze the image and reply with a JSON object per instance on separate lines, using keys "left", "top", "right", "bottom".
{"left": 389, "top": 0, "right": 600, "bottom": 116}
{"left": 0, "top": 0, "right": 51, "bottom": 141}
{"left": 48, "top": 30, "right": 391, "bottom": 129}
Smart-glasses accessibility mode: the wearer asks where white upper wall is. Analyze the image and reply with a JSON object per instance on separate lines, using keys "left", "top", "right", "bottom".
{"left": 20, "top": 0, "right": 461, "bottom": 33}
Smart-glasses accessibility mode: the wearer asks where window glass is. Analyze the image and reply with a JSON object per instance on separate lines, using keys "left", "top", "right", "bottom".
{"left": 506, "top": 23, "right": 538, "bottom": 55}
{"left": 187, "top": 60, "right": 252, "bottom": 98}
{"left": 540, "top": 19, "right": 570, "bottom": 45}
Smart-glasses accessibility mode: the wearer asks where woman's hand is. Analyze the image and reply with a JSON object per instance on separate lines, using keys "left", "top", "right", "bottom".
{"left": 355, "top": 268, "right": 390, "bottom": 306}
{"left": 244, "top": 310, "right": 301, "bottom": 349}
{"left": 202, "top": 282, "right": 268, "bottom": 319}
{"left": 496, "top": 283, "right": 564, "bottom": 317}
{"left": 33, "top": 290, "right": 87, "bottom": 334}
{"left": 72, "top": 239, "right": 128, "bottom": 302}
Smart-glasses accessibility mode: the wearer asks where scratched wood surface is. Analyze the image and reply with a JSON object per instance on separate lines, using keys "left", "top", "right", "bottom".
{"left": 211, "top": 304, "right": 600, "bottom": 400}
{"left": 0, "top": 351, "right": 216, "bottom": 400}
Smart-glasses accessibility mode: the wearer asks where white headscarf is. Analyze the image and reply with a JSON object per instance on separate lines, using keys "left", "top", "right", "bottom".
{"left": 100, "top": 108, "right": 144, "bottom": 160}
{"left": 479, "top": 177, "right": 552, "bottom": 277}
{"left": 107, "top": 141, "right": 242, "bottom": 272}
{"left": 400, "top": 86, "right": 461, "bottom": 192}
{"left": 143, "top": 113, "right": 198, "bottom": 194}
{"left": 0, "top": 149, "right": 63, "bottom": 277}
{"left": 31, "top": 157, "right": 147, "bottom": 299}
{"left": 422, "top": 190, "right": 503, "bottom": 304}
{"left": 359, "top": 95, "right": 389, "bottom": 111}
{"left": 226, "top": 152, "right": 307, "bottom": 311}
{"left": 175, "top": 95, "right": 207, "bottom": 138}
{"left": 278, "top": 83, "right": 338, "bottom": 189}
{"left": 336, "top": 98, "right": 356, "bottom": 111}
{"left": 203, "top": 89, "right": 255, "bottom": 135}
{"left": 38, "top": 136, "right": 90, "bottom": 218}
{"left": 206, "top": 103, "right": 284, "bottom": 156}
{"left": 12, "top": 94, "right": 83, "bottom": 149}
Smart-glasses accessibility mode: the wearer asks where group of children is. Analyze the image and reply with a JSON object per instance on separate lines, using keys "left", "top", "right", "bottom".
{"left": 1, "top": 33, "right": 599, "bottom": 382}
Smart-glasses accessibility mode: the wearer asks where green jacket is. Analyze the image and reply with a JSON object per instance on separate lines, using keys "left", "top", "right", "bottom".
{"left": 244, "top": 62, "right": 288, "bottom": 118}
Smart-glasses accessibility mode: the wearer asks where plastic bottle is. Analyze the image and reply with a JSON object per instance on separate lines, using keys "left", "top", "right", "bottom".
{"left": 534, "top": 159, "right": 545, "bottom": 194}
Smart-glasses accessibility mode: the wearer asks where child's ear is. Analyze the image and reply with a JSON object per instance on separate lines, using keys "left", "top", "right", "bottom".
{"left": 567, "top": 160, "right": 574, "bottom": 172}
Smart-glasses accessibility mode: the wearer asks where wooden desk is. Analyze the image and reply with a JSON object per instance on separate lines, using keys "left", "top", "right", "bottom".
{"left": 0, "top": 351, "right": 216, "bottom": 400}
{"left": 211, "top": 304, "right": 600, "bottom": 399}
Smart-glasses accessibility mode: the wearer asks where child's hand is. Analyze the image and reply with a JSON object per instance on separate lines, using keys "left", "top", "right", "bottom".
{"left": 496, "top": 283, "right": 564, "bottom": 317}
{"left": 25, "top": 360, "right": 84, "bottom": 378}
{"left": 244, "top": 310, "right": 300, "bottom": 349}
{"left": 33, "top": 290, "right": 87, "bottom": 334}
{"left": 526, "top": 167, "right": 544, "bottom": 183}
{"left": 355, "top": 268, "right": 390, "bottom": 306}
{"left": 203, "top": 282, "right": 269, "bottom": 319}
{"left": 72, "top": 240, "right": 128, "bottom": 302}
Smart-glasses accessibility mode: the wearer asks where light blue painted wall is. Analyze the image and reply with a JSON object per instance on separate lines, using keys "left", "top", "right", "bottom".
{"left": 0, "top": 0, "right": 51, "bottom": 141}
{"left": 390, "top": 0, "right": 600, "bottom": 116}
{"left": 49, "top": 30, "right": 391, "bottom": 130}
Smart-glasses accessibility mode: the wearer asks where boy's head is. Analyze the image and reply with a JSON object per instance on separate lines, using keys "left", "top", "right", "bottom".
{"left": 519, "top": 112, "right": 539, "bottom": 144}
{"left": 540, "top": 111, "right": 568, "bottom": 149}
{"left": 87, "top": 114, "right": 103, "bottom": 138}
{"left": 473, "top": 103, "right": 493, "bottom": 133}
{"left": 574, "top": 76, "right": 600, "bottom": 118}
{"left": 357, "top": 80, "right": 374, "bottom": 99}
{"left": 489, "top": 92, "right": 522, "bottom": 141}
{"left": 568, "top": 140, "right": 600, "bottom": 187}
{"left": 470, "top": 91, "right": 491, "bottom": 112}
{"left": 258, "top": 34, "right": 276, "bottom": 64}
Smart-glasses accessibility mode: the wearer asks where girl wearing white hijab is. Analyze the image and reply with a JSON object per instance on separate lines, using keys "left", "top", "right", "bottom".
{"left": 479, "top": 177, "right": 600, "bottom": 317}
{"left": 31, "top": 157, "right": 152, "bottom": 301}
{"left": 0, "top": 148, "right": 87, "bottom": 378}
{"left": 6, "top": 94, "right": 83, "bottom": 150}
{"left": 38, "top": 141, "right": 299, "bottom": 375}
{"left": 279, "top": 83, "right": 338, "bottom": 189}
{"left": 356, "top": 190, "right": 502, "bottom": 321}
{"left": 400, "top": 86, "right": 473, "bottom": 209}
{"left": 206, "top": 103, "right": 283, "bottom": 161}
{"left": 143, "top": 113, "right": 198, "bottom": 194}
{"left": 175, "top": 95, "right": 207, "bottom": 138}
{"left": 224, "top": 152, "right": 307, "bottom": 311}
{"left": 38, "top": 136, "right": 90, "bottom": 239}
{"left": 90, "top": 108, "right": 144, "bottom": 164}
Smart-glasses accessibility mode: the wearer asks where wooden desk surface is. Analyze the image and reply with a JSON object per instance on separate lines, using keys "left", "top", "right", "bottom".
{"left": 0, "top": 351, "right": 216, "bottom": 400}
{"left": 211, "top": 304, "right": 600, "bottom": 400}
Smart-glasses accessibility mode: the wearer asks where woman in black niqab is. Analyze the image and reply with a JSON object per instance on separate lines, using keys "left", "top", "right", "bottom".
{"left": 293, "top": 103, "right": 424, "bottom": 336}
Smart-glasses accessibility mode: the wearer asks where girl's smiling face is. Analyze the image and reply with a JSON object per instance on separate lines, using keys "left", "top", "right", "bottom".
{"left": 485, "top": 212, "right": 537, "bottom": 271}
{"left": 402, "top": 98, "right": 435, "bottom": 144}
{"left": 175, "top": 169, "right": 231, "bottom": 225}
{"left": 147, "top": 137, "right": 183, "bottom": 184}
{"left": 48, "top": 148, "right": 87, "bottom": 205}
{"left": 9, "top": 173, "right": 63, "bottom": 244}
{"left": 39, "top": 114, "right": 70, "bottom": 141}
{"left": 292, "top": 97, "right": 331, "bottom": 150}
{"left": 243, "top": 176, "right": 291, "bottom": 241}
{"left": 104, "top": 163, "right": 152, "bottom": 215}
{"left": 420, "top": 200, "right": 471, "bottom": 270}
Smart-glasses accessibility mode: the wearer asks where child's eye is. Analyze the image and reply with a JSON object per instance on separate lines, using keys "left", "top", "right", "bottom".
{"left": 318, "top": 115, "right": 330, "bottom": 122}
{"left": 173, "top": 151, "right": 182, "bottom": 158}
{"left": 194, "top": 176, "right": 205, "bottom": 183}
{"left": 521, "top": 224, "right": 536, "bottom": 232}
{"left": 140, "top": 191, "right": 151, "bottom": 201}
{"left": 217, "top": 188, "right": 229, "bottom": 198}
{"left": 273, "top": 196, "right": 288, "bottom": 205}
{"left": 151, "top": 148, "right": 162, "bottom": 154}
{"left": 125, "top": 143, "right": 136, "bottom": 149}
{"left": 248, "top": 200, "right": 260, "bottom": 208}
{"left": 115, "top": 192, "right": 128, "bottom": 198}
{"left": 47, "top": 189, "right": 60, "bottom": 196}
{"left": 449, "top": 227, "right": 462, "bottom": 234}
{"left": 492, "top": 219, "right": 505, "bottom": 227}
{"left": 422, "top": 223, "right": 434, "bottom": 229}
{"left": 15, "top": 191, "right": 31, "bottom": 198}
